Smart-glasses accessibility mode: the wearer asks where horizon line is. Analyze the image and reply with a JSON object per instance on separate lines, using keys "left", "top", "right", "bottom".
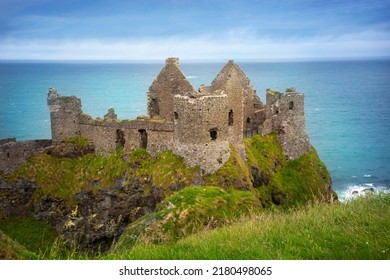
{"left": 0, "top": 56, "right": 389, "bottom": 64}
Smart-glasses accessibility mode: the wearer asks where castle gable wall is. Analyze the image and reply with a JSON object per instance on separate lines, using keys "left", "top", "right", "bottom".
{"left": 147, "top": 58, "right": 195, "bottom": 121}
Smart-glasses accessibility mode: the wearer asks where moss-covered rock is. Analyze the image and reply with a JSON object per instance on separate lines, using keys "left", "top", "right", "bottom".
{"left": 243, "top": 133, "right": 335, "bottom": 207}
{"left": 111, "top": 186, "right": 260, "bottom": 253}
{"left": 268, "top": 147, "right": 336, "bottom": 206}
{"left": 202, "top": 145, "right": 252, "bottom": 190}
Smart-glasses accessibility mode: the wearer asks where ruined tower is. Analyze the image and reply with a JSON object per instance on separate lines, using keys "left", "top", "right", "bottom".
{"left": 260, "top": 88, "right": 311, "bottom": 160}
{"left": 47, "top": 88, "right": 82, "bottom": 144}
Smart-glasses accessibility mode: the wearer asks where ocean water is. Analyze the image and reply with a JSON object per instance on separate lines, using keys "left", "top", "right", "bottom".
{"left": 0, "top": 60, "right": 389, "bottom": 199}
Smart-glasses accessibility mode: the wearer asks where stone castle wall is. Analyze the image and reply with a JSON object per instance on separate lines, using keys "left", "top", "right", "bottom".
{"left": 48, "top": 88, "right": 82, "bottom": 144}
{"left": 78, "top": 112, "right": 175, "bottom": 156}
{"left": 173, "top": 93, "right": 230, "bottom": 174}
{"left": 0, "top": 139, "right": 52, "bottom": 174}
{"left": 260, "top": 88, "right": 311, "bottom": 160}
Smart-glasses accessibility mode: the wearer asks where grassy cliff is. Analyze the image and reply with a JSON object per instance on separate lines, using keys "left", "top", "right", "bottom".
{"left": 0, "top": 133, "right": 338, "bottom": 259}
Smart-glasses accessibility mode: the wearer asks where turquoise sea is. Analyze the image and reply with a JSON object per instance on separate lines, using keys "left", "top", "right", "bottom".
{"left": 0, "top": 60, "right": 389, "bottom": 200}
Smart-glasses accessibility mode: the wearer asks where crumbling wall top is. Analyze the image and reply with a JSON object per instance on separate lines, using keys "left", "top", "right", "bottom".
{"left": 165, "top": 57, "right": 179, "bottom": 67}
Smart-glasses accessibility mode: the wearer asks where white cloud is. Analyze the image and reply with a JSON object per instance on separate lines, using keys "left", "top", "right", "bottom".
{"left": 1, "top": 31, "right": 389, "bottom": 60}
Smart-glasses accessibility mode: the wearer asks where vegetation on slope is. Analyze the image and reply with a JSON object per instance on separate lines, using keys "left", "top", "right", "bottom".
{"left": 106, "top": 194, "right": 390, "bottom": 260}
{"left": 7, "top": 149, "right": 127, "bottom": 205}
{"left": 0, "top": 133, "right": 338, "bottom": 259}
{"left": 203, "top": 144, "right": 252, "bottom": 190}
{"left": 0, "top": 216, "right": 58, "bottom": 256}
{"left": 127, "top": 149, "right": 197, "bottom": 195}
{"left": 245, "top": 134, "right": 335, "bottom": 207}
{"left": 111, "top": 186, "right": 260, "bottom": 254}
{"left": 0, "top": 229, "right": 36, "bottom": 260}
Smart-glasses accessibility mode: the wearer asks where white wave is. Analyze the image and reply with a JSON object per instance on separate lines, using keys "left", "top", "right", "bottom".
{"left": 186, "top": 76, "right": 197, "bottom": 79}
{"left": 340, "top": 183, "right": 389, "bottom": 202}
{"left": 363, "top": 174, "right": 372, "bottom": 178}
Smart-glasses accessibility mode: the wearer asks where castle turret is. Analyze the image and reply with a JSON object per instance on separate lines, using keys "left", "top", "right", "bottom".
{"left": 260, "top": 88, "right": 310, "bottom": 160}
{"left": 47, "top": 88, "right": 82, "bottom": 143}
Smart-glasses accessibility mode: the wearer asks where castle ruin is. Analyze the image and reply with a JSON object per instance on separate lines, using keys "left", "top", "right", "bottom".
{"left": 1, "top": 58, "right": 311, "bottom": 174}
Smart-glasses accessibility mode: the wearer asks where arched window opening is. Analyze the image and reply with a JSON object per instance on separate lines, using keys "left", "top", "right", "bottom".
{"left": 174, "top": 112, "right": 179, "bottom": 119}
{"left": 228, "top": 110, "right": 234, "bottom": 126}
{"left": 209, "top": 128, "right": 218, "bottom": 141}
{"left": 289, "top": 101, "right": 294, "bottom": 110}
{"left": 246, "top": 117, "right": 251, "bottom": 124}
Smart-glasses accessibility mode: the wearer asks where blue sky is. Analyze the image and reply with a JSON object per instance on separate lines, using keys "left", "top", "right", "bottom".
{"left": 0, "top": 0, "right": 389, "bottom": 60}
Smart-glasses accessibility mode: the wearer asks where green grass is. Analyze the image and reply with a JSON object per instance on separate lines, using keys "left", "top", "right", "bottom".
{"left": 8, "top": 149, "right": 128, "bottom": 205}
{"left": 128, "top": 149, "right": 198, "bottom": 194}
{"left": 1, "top": 134, "right": 343, "bottom": 260}
{"left": 0, "top": 216, "right": 58, "bottom": 258}
{"left": 66, "top": 136, "right": 90, "bottom": 148}
{"left": 0, "top": 229, "right": 36, "bottom": 260}
{"left": 244, "top": 134, "right": 335, "bottom": 207}
{"left": 269, "top": 146, "right": 334, "bottom": 207}
{"left": 104, "top": 193, "right": 390, "bottom": 260}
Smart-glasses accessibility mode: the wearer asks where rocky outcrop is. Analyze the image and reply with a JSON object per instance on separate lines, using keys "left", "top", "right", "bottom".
{"left": 0, "top": 179, "right": 39, "bottom": 219}
{"left": 0, "top": 174, "right": 177, "bottom": 252}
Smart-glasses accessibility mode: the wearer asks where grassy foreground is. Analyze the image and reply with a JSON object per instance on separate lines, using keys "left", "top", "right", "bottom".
{"left": 105, "top": 193, "right": 390, "bottom": 260}
{"left": 1, "top": 194, "right": 389, "bottom": 259}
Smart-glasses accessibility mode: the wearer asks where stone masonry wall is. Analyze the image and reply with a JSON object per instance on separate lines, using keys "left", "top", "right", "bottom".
{"left": 48, "top": 88, "right": 82, "bottom": 144}
{"left": 260, "top": 89, "right": 310, "bottom": 160}
{"left": 173, "top": 94, "right": 230, "bottom": 174}
{"left": 174, "top": 94, "right": 228, "bottom": 144}
{"left": 223, "top": 68, "right": 246, "bottom": 158}
{"left": 0, "top": 139, "right": 52, "bottom": 174}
